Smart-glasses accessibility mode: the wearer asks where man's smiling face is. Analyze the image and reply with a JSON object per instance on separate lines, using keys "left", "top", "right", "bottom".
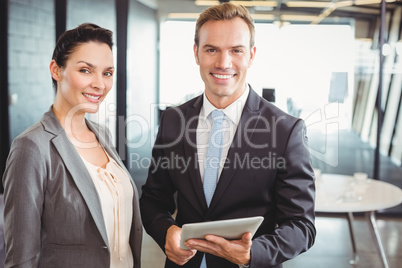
{"left": 194, "top": 17, "right": 256, "bottom": 109}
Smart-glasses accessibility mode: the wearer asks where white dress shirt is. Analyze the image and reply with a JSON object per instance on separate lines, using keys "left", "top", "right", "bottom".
{"left": 196, "top": 85, "right": 250, "bottom": 182}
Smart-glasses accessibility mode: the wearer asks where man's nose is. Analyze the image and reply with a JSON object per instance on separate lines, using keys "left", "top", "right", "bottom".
{"left": 215, "top": 52, "right": 232, "bottom": 69}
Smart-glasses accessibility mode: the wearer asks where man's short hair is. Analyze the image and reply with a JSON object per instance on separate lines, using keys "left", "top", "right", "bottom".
{"left": 194, "top": 3, "right": 255, "bottom": 48}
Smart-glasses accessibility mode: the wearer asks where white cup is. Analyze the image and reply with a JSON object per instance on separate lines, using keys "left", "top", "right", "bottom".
{"left": 354, "top": 172, "right": 368, "bottom": 183}
{"left": 313, "top": 168, "right": 321, "bottom": 181}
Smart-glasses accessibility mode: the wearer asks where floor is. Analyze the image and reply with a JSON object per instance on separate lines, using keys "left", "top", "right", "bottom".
{"left": 284, "top": 215, "right": 402, "bottom": 268}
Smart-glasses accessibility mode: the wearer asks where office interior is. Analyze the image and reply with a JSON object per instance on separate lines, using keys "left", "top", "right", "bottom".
{"left": 0, "top": 0, "right": 401, "bottom": 267}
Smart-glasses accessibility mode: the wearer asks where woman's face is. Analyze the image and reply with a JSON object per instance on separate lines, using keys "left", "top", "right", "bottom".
{"left": 52, "top": 41, "right": 114, "bottom": 115}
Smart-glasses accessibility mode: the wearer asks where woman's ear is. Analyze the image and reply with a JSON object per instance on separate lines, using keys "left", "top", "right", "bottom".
{"left": 49, "top": 60, "right": 61, "bottom": 82}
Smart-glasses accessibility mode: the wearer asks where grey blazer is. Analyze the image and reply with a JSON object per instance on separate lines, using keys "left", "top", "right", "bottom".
{"left": 2, "top": 107, "right": 142, "bottom": 268}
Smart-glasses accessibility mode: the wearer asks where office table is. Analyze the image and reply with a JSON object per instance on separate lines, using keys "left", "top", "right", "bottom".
{"left": 315, "top": 173, "right": 402, "bottom": 268}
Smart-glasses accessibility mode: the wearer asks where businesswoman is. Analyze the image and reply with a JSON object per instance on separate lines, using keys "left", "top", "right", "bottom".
{"left": 2, "top": 23, "right": 142, "bottom": 268}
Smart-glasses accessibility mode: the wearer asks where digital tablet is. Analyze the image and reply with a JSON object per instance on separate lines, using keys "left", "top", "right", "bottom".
{"left": 180, "top": 216, "right": 264, "bottom": 250}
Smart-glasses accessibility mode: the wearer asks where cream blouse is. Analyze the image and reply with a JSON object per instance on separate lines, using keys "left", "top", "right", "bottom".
{"left": 80, "top": 150, "right": 134, "bottom": 268}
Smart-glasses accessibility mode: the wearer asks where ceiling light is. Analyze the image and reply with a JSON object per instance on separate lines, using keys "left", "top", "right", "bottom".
{"left": 280, "top": 14, "right": 319, "bottom": 21}
{"left": 253, "top": 6, "right": 275, "bottom": 11}
{"left": 286, "top": 1, "right": 333, "bottom": 8}
{"left": 195, "top": 1, "right": 277, "bottom": 7}
{"left": 251, "top": 14, "right": 276, "bottom": 20}
{"left": 287, "top": 0, "right": 397, "bottom": 8}
{"left": 354, "top": 0, "right": 396, "bottom": 4}
{"left": 195, "top": 0, "right": 220, "bottom": 5}
{"left": 167, "top": 13, "right": 200, "bottom": 19}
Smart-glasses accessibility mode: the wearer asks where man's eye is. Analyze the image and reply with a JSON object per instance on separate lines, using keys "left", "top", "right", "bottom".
{"left": 234, "top": 49, "right": 243, "bottom": 53}
{"left": 207, "top": 49, "right": 216, "bottom": 52}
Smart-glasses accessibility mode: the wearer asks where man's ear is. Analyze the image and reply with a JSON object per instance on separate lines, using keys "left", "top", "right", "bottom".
{"left": 49, "top": 59, "right": 62, "bottom": 82}
{"left": 248, "top": 46, "right": 256, "bottom": 68}
{"left": 193, "top": 44, "right": 200, "bottom": 65}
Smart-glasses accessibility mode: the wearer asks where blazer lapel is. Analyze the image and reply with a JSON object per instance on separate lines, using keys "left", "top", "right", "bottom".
{"left": 208, "top": 88, "right": 261, "bottom": 212}
{"left": 42, "top": 108, "right": 109, "bottom": 247}
{"left": 183, "top": 96, "right": 209, "bottom": 214}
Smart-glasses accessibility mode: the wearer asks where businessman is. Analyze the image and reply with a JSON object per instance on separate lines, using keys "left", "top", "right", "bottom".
{"left": 140, "top": 3, "right": 316, "bottom": 268}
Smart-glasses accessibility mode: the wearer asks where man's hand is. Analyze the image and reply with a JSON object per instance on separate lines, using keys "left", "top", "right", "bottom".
{"left": 184, "top": 232, "right": 252, "bottom": 265}
{"left": 165, "top": 225, "right": 197, "bottom": 266}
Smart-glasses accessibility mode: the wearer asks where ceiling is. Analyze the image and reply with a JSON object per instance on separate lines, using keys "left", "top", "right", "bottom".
{"left": 186, "top": 0, "right": 402, "bottom": 24}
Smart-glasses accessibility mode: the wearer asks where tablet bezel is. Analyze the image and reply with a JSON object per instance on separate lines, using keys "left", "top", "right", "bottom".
{"left": 180, "top": 216, "right": 264, "bottom": 250}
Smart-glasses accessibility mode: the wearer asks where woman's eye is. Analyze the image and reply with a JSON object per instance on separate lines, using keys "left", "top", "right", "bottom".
{"left": 80, "top": 69, "right": 90, "bottom": 74}
{"left": 104, "top": 71, "right": 113, "bottom": 77}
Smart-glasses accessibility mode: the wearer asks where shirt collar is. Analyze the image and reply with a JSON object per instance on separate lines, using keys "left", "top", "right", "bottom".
{"left": 200, "top": 84, "right": 250, "bottom": 126}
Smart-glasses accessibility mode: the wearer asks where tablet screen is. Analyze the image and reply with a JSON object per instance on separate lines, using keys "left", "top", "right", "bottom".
{"left": 180, "top": 216, "right": 264, "bottom": 250}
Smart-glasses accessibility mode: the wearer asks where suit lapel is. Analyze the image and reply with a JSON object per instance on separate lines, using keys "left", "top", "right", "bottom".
{"left": 208, "top": 88, "right": 261, "bottom": 212}
{"left": 41, "top": 108, "right": 109, "bottom": 247}
{"left": 182, "top": 96, "right": 209, "bottom": 214}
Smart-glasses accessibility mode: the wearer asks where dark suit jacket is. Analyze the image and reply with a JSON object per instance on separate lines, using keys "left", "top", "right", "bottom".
{"left": 2, "top": 107, "right": 142, "bottom": 268}
{"left": 140, "top": 87, "right": 316, "bottom": 268}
